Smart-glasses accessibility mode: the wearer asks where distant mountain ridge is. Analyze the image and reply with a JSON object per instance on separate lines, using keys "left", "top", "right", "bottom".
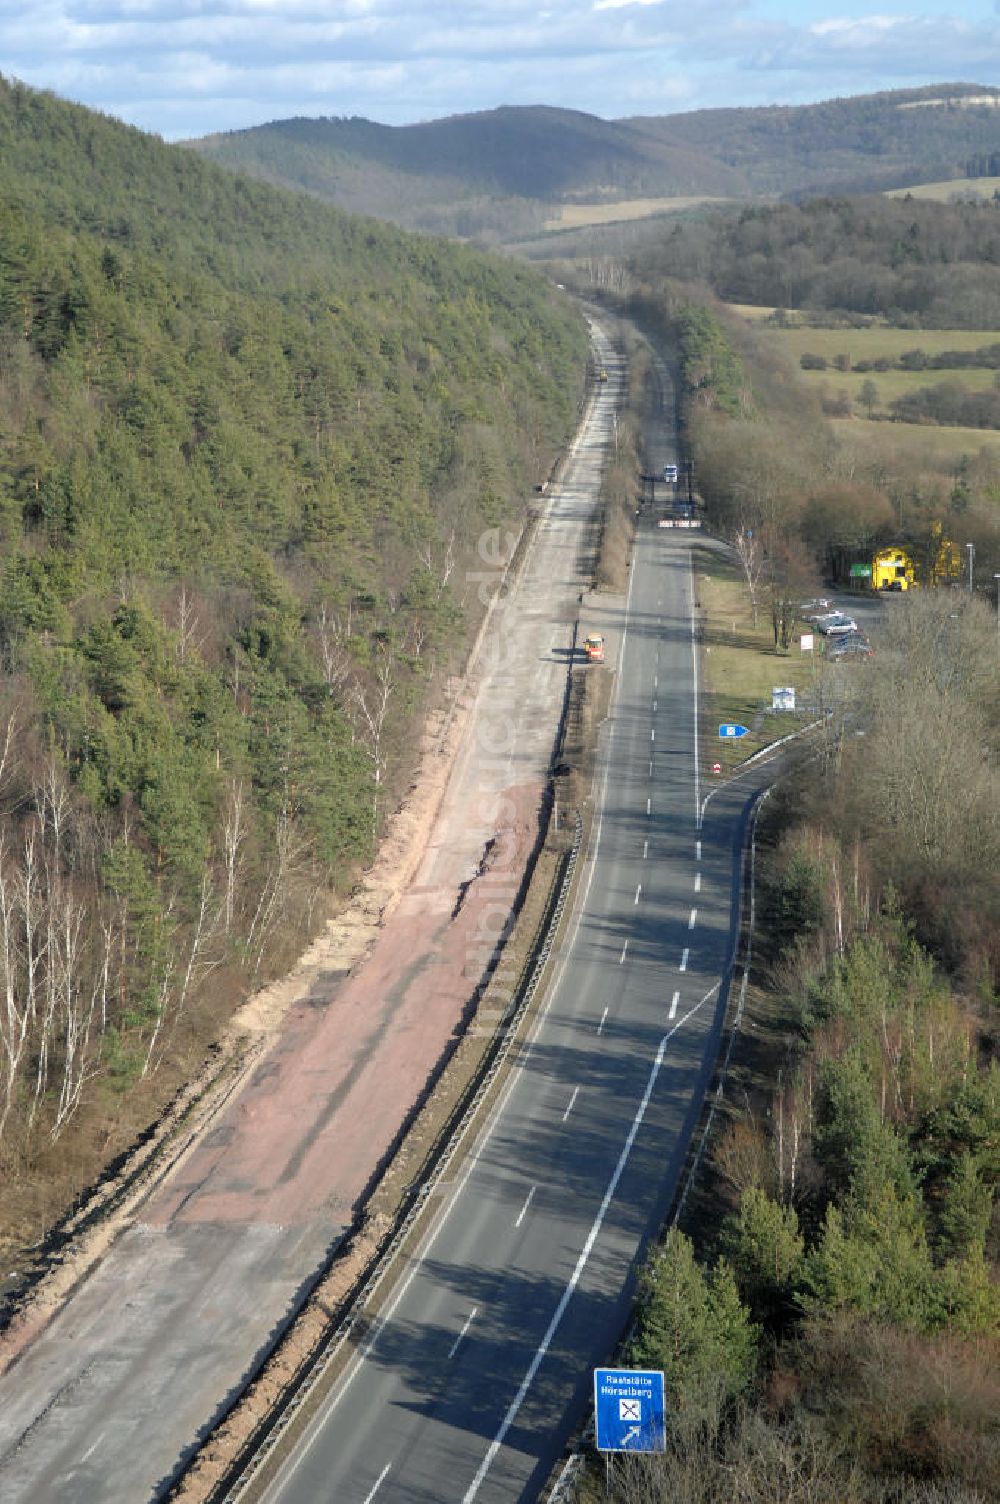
{"left": 187, "top": 105, "right": 743, "bottom": 241}
{"left": 186, "top": 83, "right": 1000, "bottom": 242}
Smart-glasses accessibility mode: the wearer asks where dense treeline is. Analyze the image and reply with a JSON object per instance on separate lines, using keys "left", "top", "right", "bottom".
{"left": 803, "top": 340, "right": 1000, "bottom": 372}
{"left": 889, "top": 380, "right": 1000, "bottom": 428}
{"left": 0, "top": 76, "right": 587, "bottom": 1213}
{"left": 637, "top": 195, "right": 1000, "bottom": 327}
{"left": 618, "top": 868, "right": 1000, "bottom": 1499}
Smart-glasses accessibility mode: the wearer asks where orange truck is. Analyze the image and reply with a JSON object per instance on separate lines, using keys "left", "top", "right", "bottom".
{"left": 584, "top": 633, "right": 605, "bottom": 663}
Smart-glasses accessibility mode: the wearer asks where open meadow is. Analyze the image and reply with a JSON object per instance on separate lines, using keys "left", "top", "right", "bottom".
{"left": 802, "top": 364, "right": 1000, "bottom": 413}
{"left": 827, "top": 414, "right": 1000, "bottom": 464}
{"left": 725, "top": 311, "right": 1000, "bottom": 465}
{"left": 744, "top": 323, "right": 1000, "bottom": 364}
{"left": 543, "top": 195, "right": 730, "bottom": 229}
{"left": 886, "top": 174, "right": 1000, "bottom": 201}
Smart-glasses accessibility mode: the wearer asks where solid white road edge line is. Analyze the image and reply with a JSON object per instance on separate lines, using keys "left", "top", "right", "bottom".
{"left": 462, "top": 984, "right": 720, "bottom": 1503}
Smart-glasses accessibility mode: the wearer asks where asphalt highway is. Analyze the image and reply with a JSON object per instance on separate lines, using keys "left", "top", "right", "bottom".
{"left": 257, "top": 365, "right": 777, "bottom": 1504}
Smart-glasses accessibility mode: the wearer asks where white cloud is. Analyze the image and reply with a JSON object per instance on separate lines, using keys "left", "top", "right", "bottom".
{"left": 0, "top": 1, "right": 996, "bottom": 137}
{"left": 810, "top": 15, "right": 907, "bottom": 37}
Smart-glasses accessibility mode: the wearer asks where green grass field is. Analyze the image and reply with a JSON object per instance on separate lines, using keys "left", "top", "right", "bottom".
{"left": 726, "top": 316, "right": 1000, "bottom": 464}
{"left": 748, "top": 324, "right": 1000, "bottom": 364}
{"left": 800, "top": 363, "right": 999, "bottom": 407}
{"left": 827, "top": 415, "right": 1000, "bottom": 462}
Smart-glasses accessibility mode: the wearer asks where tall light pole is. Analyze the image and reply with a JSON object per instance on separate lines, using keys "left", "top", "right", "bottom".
{"left": 994, "top": 572, "right": 1000, "bottom": 639}
{"left": 966, "top": 542, "right": 975, "bottom": 594}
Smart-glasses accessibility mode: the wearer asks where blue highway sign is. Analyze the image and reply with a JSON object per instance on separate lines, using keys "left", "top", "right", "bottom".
{"left": 594, "top": 1368, "right": 666, "bottom": 1453}
{"left": 719, "top": 723, "right": 749, "bottom": 738}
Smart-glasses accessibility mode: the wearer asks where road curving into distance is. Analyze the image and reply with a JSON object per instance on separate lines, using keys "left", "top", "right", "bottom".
{"left": 250, "top": 339, "right": 781, "bottom": 1504}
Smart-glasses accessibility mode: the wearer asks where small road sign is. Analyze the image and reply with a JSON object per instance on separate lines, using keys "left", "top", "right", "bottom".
{"left": 594, "top": 1368, "right": 666, "bottom": 1453}
{"left": 719, "top": 723, "right": 748, "bottom": 738}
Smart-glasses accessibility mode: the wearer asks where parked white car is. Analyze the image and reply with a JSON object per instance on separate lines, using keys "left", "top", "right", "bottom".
{"left": 815, "top": 612, "right": 857, "bottom": 636}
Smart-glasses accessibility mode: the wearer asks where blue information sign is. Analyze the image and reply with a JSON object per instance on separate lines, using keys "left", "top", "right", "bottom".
{"left": 719, "top": 723, "right": 749, "bottom": 739}
{"left": 594, "top": 1368, "right": 666, "bottom": 1453}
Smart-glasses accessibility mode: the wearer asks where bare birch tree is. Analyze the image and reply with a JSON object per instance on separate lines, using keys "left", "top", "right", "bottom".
{"left": 314, "top": 603, "right": 354, "bottom": 702}
{"left": 732, "top": 523, "right": 765, "bottom": 627}
{"left": 350, "top": 645, "right": 396, "bottom": 841}
{"left": 221, "top": 777, "right": 247, "bottom": 934}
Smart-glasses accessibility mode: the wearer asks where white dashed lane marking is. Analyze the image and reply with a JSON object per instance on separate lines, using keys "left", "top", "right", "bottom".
{"left": 449, "top": 1309, "right": 479, "bottom": 1359}
{"left": 514, "top": 1189, "right": 536, "bottom": 1229}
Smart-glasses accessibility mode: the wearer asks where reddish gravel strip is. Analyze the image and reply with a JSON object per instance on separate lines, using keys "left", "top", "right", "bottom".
{"left": 146, "top": 781, "right": 542, "bottom": 1230}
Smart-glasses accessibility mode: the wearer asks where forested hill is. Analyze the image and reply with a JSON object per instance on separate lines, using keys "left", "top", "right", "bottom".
{"left": 187, "top": 85, "right": 1000, "bottom": 241}
{"left": 629, "top": 83, "right": 1000, "bottom": 198}
{"left": 187, "top": 105, "right": 742, "bottom": 240}
{"left": 0, "top": 74, "right": 587, "bottom": 1188}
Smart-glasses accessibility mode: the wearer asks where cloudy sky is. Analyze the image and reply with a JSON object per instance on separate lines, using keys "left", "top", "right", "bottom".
{"left": 2, "top": 0, "right": 998, "bottom": 140}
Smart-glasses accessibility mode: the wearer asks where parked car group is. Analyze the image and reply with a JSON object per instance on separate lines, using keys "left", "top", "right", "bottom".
{"left": 827, "top": 633, "right": 874, "bottom": 660}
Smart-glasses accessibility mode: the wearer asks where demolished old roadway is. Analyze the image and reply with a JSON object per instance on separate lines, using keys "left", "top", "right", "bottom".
{"left": 0, "top": 326, "right": 622, "bottom": 1504}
